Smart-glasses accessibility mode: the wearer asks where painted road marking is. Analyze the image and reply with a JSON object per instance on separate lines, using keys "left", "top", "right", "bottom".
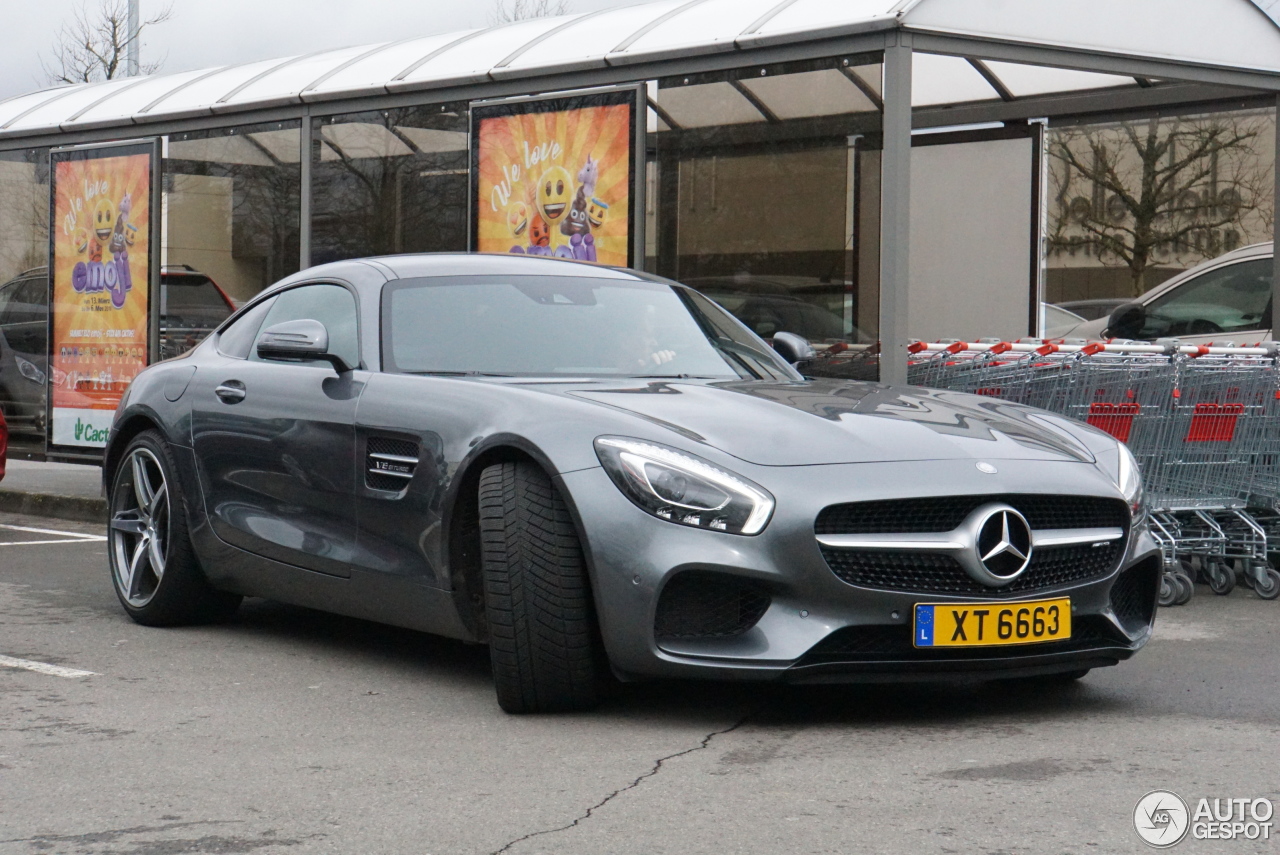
{"left": 0, "top": 655, "right": 96, "bottom": 678}
{"left": 0, "top": 523, "right": 106, "bottom": 546}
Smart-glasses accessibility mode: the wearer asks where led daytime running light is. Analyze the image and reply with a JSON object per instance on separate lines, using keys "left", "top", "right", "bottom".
{"left": 595, "top": 437, "right": 775, "bottom": 535}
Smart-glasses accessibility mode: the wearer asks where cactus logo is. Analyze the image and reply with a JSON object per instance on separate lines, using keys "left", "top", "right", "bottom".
{"left": 1135, "top": 790, "right": 1191, "bottom": 847}
{"left": 73, "top": 418, "right": 110, "bottom": 445}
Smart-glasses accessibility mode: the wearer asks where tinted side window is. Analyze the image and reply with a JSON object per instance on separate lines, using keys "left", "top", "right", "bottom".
{"left": 1145, "top": 259, "right": 1272, "bottom": 336}
{"left": 251, "top": 284, "right": 360, "bottom": 368}
{"left": 1, "top": 278, "right": 49, "bottom": 356}
{"left": 216, "top": 297, "right": 277, "bottom": 360}
{"left": 0, "top": 282, "right": 18, "bottom": 325}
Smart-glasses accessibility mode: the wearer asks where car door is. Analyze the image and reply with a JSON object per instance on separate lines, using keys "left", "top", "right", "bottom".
{"left": 189, "top": 282, "right": 366, "bottom": 577}
{"left": 1135, "top": 257, "right": 1273, "bottom": 344}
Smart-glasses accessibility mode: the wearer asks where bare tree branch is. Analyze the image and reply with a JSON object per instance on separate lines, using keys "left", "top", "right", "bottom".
{"left": 489, "top": 0, "right": 570, "bottom": 26}
{"left": 41, "top": 0, "right": 173, "bottom": 85}
{"left": 1047, "top": 113, "right": 1273, "bottom": 297}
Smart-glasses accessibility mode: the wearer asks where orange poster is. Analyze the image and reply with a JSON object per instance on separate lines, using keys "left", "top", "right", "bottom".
{"left": 473, "top": 89, "right": 638, "bottom": 267}
{"left": 49, "top": 143, "right": 154, "bottom": 449}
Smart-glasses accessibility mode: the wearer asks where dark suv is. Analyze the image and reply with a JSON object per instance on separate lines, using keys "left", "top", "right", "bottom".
{"left": 0, "top": 266, "right": 236, "bottom": 442}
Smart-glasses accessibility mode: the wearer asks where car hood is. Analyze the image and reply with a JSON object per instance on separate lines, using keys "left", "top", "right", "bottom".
{"left": 564, "top": 379, "right": 1094, "bottom": 466}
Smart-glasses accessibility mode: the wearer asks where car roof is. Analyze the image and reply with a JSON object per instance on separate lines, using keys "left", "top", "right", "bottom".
{"left": 361, "top": 252, "right": 649, "bottom": 282}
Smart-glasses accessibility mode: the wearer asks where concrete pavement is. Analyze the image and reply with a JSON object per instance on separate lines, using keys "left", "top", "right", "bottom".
{"left": 0, "top": 507, "right": 1277, "bottom": 854}
{"left": 0, "top": 459, "right": 104, "bottom": 521}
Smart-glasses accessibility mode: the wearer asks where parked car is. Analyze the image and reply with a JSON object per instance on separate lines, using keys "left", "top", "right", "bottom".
{"left": 0, "top": 407, "right": 7, "bottom": 483}
{"left": 0, "top": 266, "right": 236, "bottom": 442}
{"left": 1054, "top": 298, "right": 1130, "bottom": 323}
{"left": 104, "top": 253, "right": 1159, "bottom": 713}
{"left": 1043, "top": 303, "right": 1088, "bottom": 338}
{"left": 1061, "top": 242, "right": 1274, "bottom": 342}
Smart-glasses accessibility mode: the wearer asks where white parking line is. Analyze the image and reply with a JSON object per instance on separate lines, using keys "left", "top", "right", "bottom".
{"left": 0, "top": 523, "right": 106, "bottom": 546}
{"left": 0, "top": 654, "right": 96, "bottom": 678}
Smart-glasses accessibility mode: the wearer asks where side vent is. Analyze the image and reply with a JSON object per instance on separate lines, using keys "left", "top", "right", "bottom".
{"left": 366, "top": 437, "right": 419, "bottom": 492}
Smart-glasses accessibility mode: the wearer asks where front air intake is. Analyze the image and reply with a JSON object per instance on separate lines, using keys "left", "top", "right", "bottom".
{"left": 654, "top": 571, "right": 770, "bottom": 641}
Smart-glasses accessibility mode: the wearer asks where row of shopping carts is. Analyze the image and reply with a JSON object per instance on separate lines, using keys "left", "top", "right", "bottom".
{"left": 814, "top": 340, "right": 1280, "bottom": 606}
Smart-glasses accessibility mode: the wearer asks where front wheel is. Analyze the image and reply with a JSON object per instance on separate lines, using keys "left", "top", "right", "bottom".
{"left": 479, "top": 461, "right": 604, "bottom": 713}
{"left": 108, "top": 430, "right": 241, "bottom": 626}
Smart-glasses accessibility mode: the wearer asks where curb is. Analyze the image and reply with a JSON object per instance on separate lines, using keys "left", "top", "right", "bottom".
{"left": 0, "top": 490, "right": 107, "bottom": 524}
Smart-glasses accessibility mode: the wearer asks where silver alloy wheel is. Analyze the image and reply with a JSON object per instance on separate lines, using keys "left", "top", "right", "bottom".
{"left": 109, "top": 447, "right": 170, "bottom": 608}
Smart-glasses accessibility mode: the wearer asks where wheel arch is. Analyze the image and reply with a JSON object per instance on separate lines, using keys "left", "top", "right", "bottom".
{"left": 103, "top": 413, "right": 164, "bottom": 494}
{"left": 443, "top": 435, "right": 600, "bottom": 642}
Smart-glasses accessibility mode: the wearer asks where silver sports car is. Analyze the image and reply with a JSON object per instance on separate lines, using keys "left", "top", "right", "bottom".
{"left": 104, "top": 254, "right": 1160, "bottom": 713}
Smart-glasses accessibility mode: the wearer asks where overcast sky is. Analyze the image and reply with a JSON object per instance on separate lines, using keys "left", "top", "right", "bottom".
{"left": 1, "top": 0, "right": 644, "bottom": 101}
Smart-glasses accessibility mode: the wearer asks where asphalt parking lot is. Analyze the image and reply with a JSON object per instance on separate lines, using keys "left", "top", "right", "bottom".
{"left": 1, "top": 508, "right": 1278, "bottom": 855}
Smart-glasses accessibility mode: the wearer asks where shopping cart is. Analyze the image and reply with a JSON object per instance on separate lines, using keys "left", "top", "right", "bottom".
{"left": 906, "top": 339, "right": 1280, "bottom": 605}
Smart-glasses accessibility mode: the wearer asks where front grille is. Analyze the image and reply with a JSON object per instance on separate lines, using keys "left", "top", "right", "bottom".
{"left": 798, "top": 616, "right": 1129, "bottom": 665}
{"left": 821, "top": 542, "right": 1124, "bottom": 596}
{"left": 816, "top": 494, "right": 1129, "bottom": 597}
{"left": 816, "top": 494, "right": 1129, "bottom": 535}
{"left": 366, "top": 436, "right": 419, "bottom": 492}
{"left": 654, "top": 571, "right": 771, "bottom": 641}
{"left": 1110, "top": 557, "right": 1159, "bottom": 632}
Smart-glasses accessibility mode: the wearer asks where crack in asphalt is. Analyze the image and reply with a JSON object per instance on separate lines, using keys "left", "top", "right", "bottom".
{"left": 490, "top": 709, "right": 756, "bottom": 855}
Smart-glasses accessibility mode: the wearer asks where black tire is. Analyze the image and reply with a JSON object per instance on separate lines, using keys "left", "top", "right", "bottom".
{"left": 1157, "top": 571, "right": 1178, "bottom": 607}
{"left": 107, "top": 430, "right": 241, "bottom": 626}
{"left": 479, "top": 460, "right": 602, "bottom": 713}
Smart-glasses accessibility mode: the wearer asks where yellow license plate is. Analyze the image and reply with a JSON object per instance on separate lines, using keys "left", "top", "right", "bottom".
{"left": 914, "top": 598, "right": 1071, "bottom": 648}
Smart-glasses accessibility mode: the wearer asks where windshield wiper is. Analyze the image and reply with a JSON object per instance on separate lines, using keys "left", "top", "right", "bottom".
{"left": 403, "top": 370, "right": 514, "bottom": 377}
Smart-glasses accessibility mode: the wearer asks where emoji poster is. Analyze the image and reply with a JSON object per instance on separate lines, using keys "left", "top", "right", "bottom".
{"left": 472, "top": 88, "right": 639, "bottom": 267}
{"left": 49, "top": 142, "right": 155, "bottom": 449}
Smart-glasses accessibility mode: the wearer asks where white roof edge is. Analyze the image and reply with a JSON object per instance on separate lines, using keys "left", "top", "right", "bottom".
{"left": 903, "top": 23, "right": 1280, "bottom": 81}
{"left": 5, "top": 0, "right": 1280, "bottom": 141}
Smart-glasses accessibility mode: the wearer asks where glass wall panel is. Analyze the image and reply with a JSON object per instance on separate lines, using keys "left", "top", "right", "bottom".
{"left": 652, "top": 55, "right": 884, "bottom": 356}
{"left": 0, "top": 148, "right": 50, "bottom": 447}
{"left": 162, "top": 121, "right": 301, "bottom": 357}
{"left": 1046, "top": 108, "right": 1276, "bottom": 312}
{"left": 310, "top": 105, "right": 469, "bottom": 263}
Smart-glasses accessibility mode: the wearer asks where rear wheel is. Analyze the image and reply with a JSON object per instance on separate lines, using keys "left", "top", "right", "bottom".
{"left": 108, "top": 430, "right": 241, "bottom": 626}
{"left": 479, "top": 460, "right": 603, "bottom": 713}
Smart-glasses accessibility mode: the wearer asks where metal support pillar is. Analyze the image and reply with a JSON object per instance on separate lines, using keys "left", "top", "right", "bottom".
{"left": 1273, "top": 93, "right": 1280, "bottom": 338}
{"left": 879, "top": 36, "right": 913, "bottom": 385}
{"left": 299, "top": 113, "right": 312, "bottom": 271}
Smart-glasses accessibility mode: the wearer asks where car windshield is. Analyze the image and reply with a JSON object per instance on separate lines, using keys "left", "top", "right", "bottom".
{"left": 382, "top": 274, "right": 797, "bottom": 380}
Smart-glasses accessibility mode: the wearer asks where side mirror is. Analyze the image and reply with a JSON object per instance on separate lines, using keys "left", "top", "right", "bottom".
{"left": 771, "top": 331, "right": 816, "bottom": 366}
{"left": 1106, "top": 302, "right": 1146, "bottom": 340}
{"left": 255, "top": 319, "right": 352, "bottom": 372}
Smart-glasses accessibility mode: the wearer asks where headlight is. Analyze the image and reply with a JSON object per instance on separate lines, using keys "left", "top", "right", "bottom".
{"left": 594, "top": 436, "right": 775, "bottom": 535}
{"left": 16, "top": 355, "right": 45, "bottom": 385}
{"left": 1112, "top": 441, "right": 1144, "bottom": 517}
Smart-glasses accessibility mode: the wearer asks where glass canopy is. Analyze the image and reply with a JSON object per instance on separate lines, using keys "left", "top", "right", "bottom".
{"left": 0, "top": 0, "right": 1277, "bottom": 140}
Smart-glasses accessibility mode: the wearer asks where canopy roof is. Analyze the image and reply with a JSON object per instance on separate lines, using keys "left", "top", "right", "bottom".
{"left": 2, "top": 0, "right": 1278, "bottom": 141}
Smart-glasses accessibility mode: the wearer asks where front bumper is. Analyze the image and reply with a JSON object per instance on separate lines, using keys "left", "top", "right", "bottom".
{"left": 558, "top": 456, "right": 1160, "bottom": 683}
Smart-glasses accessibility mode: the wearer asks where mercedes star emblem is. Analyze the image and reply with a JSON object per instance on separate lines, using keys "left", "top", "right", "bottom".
{"left": 975, "top": 507, "right": 1034, "bottom": 582}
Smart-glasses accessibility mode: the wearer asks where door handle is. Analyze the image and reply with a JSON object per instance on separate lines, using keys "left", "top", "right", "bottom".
{"left": 215, "top": 380, "right": 246, "bottom": 404}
